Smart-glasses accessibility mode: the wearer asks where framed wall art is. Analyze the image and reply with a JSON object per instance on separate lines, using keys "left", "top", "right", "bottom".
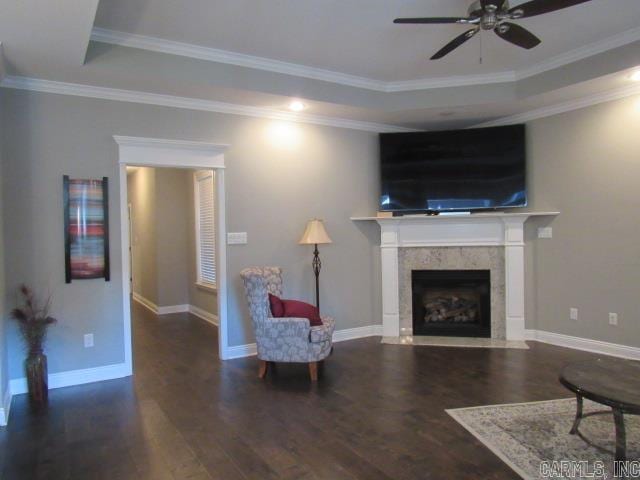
{"left": 63, "top": 176, "right": 110, "bottom": 283}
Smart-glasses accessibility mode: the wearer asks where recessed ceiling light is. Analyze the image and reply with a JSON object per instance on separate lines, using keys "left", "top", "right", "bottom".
{"left": 631, "top": 70, "right": 640, "bottom": 82}
{"left": 288, "top": 100, "right": 306, "bottom": 112}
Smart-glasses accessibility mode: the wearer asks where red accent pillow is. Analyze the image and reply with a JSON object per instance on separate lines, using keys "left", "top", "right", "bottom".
{"left": 283, "top": 299, "right": 323, "bottom": 327}
{"left": 268, "top": 294, "right": 323, "bottom": 327}
{"left": 268, "top": 293, "right": 285, "bottom": 317}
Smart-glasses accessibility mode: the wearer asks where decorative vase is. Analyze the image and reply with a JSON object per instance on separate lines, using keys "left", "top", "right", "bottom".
{"left": 25, "top": 349, "right": 48, "bottom": 409}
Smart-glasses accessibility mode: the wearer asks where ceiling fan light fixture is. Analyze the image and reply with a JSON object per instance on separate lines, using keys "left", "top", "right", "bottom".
{"left": 630, "top": 70, "right": 640, "bottom": 82}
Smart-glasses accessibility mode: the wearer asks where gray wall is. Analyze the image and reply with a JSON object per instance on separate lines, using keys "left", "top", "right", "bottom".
{"left": 155, "top": 168, "right": 191, "bottom": 307}
{"left": 6, "top": 85, "right": 636, "bottom": 383}
{"left": 2, "top": 88, "right": 380, "bottom": 380}
{"left": 524, "top": 94, "right": 640, "bottom": 346}
{"left": 128, "top": 166, "right": 203, "bottom": 309}
{"left": 128, "top": 167, "right": 158, "bottom": 305}
{"left": 3, "top": 91, "right": 125, "bottom": 379}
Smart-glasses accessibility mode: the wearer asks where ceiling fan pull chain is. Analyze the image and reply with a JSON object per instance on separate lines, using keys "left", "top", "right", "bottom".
{"left": 479, "top": 31, "right": 483, "bottom": 65}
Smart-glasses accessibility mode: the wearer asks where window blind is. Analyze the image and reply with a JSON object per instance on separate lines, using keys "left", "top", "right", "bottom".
{"left": 195, "top": 171, "right": 216, "bottom": 286}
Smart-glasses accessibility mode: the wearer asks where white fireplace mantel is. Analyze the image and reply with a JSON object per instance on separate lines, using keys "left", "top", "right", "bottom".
{"left": 351, "top": 212, "right": 559, "bottom": 340}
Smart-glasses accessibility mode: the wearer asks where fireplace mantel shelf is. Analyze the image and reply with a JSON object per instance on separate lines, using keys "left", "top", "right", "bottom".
{"left": 350, "top": 211, "right": 559, "bottom": 222}
{"left": 354, "top": 211, "right": 560, "bottom": 341}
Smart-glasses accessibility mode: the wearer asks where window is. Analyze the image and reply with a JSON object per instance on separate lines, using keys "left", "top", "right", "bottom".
{"left": 194, "top": 170, "right": 216, "bottom": 288}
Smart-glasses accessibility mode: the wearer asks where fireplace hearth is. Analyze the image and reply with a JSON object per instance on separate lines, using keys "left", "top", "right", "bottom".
{"left": 412, "top": 270, "right": 490, "bottom": 338}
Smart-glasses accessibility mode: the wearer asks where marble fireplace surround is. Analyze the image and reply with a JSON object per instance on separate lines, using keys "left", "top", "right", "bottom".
{"left": 352, "top": 212, "right": 559, "bottom": 341}
{"left": 399, "top": 247, "right": 505, "bottom": 339}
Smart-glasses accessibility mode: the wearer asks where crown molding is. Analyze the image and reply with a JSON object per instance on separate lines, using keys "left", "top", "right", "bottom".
{"left": 515, "top": 26, "right": 640, "bottom": 80}
{"left": 91, "top": 28, "right": 389, "bottom": 92}
{"left": 91, "top": 27, "right": 514, "bottom": 91}
{"left": 0, "top": 76, "right": 417, "bottom": 133}
{"left": 4, "top": 73, "right": 638, "bottom": 135}
{"left": 474, "top": 82, "right": 640, "bottom": 128}
{"left": 91, "top": 26, "right": 640, "bottom": 93}
{"left": 385, "top": 71, "right": 515, "bottom": 92}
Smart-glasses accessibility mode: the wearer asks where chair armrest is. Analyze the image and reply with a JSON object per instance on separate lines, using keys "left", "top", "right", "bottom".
{"left": 310, "top": 316, "right": 335, "bottom": 343}
{"left": 255, "top": 316, "right": 311, "bottom": 340}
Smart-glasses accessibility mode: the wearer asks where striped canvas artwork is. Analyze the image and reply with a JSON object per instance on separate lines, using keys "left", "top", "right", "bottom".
{"left": 64, "top": 176, "right": 110, "bottom": 282}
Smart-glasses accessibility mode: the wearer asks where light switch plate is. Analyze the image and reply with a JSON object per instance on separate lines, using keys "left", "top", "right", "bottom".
{"left": 570, "top": 308, "right": 578, "bottom": 321}
{"left": 84, "top": 333, "right": 94, "bottom": 348}
{"left": 537, "top": 227, "right": 553, "bottom": 239}
{"left": 227, "top": 232, "right": 248, "bottom": 245}
{"left": 609, "top": 313, "right": 618, "bottom": 326}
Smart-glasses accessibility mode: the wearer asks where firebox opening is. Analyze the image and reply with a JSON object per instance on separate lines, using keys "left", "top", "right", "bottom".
{"left": 411, "top": 270, "right": 491, "bottom": 338}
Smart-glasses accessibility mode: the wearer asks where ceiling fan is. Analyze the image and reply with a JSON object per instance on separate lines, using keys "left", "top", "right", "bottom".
{"left": 394, "top": 0, "right": 594, "bottom": 60}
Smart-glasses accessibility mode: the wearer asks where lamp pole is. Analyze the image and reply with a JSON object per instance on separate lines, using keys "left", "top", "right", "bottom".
{"left": 312, "top": 243, "right": 321, "bottom": 310}
{"left": 299, "top": 219, "right": 331, "bottom": 313}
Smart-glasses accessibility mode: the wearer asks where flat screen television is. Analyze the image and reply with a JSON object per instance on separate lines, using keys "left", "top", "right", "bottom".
{"left": 379, "top": 124, "right": 526, "bottom": 213}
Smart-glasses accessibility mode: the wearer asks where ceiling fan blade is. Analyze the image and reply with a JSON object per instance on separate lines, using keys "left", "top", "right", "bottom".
{"left": 495, "top": 22, "right": 541, "bottom": 49}
{"left": 481, "top": 0, "right": 507, "bottom": 11}
{"left": 509, "top": 0, "right": 593, "bottom": 18}
{"left": 431, "top": 28, "right": 479, "bottom": 60}
{"left": 394, "top": 17, "right": 469, "bottom": 24}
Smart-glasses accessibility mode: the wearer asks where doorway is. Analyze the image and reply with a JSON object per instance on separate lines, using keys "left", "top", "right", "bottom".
{"left": 114, "top": 136, "right": 229, "bottom": 375}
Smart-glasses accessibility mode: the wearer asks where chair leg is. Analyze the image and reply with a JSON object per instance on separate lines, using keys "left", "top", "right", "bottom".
{"left": 308, "top": 362, "right": 318, "bottom": 381}
{"left": 258, "top": 360, "right": 268, "bottom": 379}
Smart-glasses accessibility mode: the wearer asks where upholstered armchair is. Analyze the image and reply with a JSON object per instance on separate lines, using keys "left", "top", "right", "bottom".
{"left": 240, "top": 267, "right": 335, "bottom": 381}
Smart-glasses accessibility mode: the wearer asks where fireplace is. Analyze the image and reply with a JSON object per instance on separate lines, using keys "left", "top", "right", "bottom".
{"left": 411, "top": 270, "right": 491, "bottom": 338}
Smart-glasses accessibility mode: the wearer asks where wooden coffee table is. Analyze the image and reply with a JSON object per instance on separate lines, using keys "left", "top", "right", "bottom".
{"left": 560, "top": 358, "right": 640, "bottom": 462}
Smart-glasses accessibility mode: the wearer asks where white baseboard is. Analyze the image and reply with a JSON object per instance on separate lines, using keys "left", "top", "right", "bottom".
{"left": 132, "top": 292, "right": 159, "bottom": 314}
{"left": 333, "top": 324, "right": 383, "bottom": 343}
{"left": 224, "top": 325, "right": 640, "bottom": 361}
{"left": 132, "top": 292, "right": 189, "bottom": 315}
{"left": 525, "top": 329, "right": 640, "bottom": 360}
{"left": 132, "top": 293, "right": 218, "bottom": 324}
{"left": 224, "top": 343, "right": 257, "bottom": 359}
{"left": 223, "top": 324, "right": 385, "bottom": 360}
{"left": 0, "top": 388, "right": 12, "bottom": 426}
{"left": 157, "top": 304, "right": 190, "bottom": 315}
{"left": 9, "top": 362, "right": 131, "bottom": 396}
{"left": 189, "top": 305, "right": 219, "bottom": 326}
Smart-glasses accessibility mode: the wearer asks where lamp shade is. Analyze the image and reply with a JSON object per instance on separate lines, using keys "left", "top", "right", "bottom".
{"left": 299, "top": 219, "right": 332, "bottom": 245}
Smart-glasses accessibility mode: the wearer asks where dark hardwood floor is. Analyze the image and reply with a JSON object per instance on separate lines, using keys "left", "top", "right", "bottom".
{"left": 0, "top": 302, "right": 605, "bottom": 479}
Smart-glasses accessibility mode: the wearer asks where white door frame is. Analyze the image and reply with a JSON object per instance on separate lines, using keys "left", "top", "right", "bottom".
{"left": 114, "top": 136, "right": 231, "bottom": 374}
{"left": 127, "top": 203, "right": 133, "bottom": 292}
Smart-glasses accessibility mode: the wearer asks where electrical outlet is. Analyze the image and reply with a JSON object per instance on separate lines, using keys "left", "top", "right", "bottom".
{"left": 570, "top": 308, "right": 578, "bottom": 321}
{"left": 609, "top": 313, "right": 618, "bottom": 326}
{"left": 537, "top": 227, "right": 553, "bottom": 239}
{"left": 84, "top": 333, "right": 94, "bottom": 348}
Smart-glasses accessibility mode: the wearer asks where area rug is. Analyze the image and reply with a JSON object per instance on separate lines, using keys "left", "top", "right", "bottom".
{"left": 447, "top": 398, "right": 640, "bottom": 479}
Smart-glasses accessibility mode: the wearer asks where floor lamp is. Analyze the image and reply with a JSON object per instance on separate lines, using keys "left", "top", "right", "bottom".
{"left": 299, "top": 219, "right": 332, "bottom": 311}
